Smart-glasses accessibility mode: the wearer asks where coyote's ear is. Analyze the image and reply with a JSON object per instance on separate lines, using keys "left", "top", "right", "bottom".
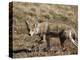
{"left": 25, "top": 20, "right": 30, "bottom": 33}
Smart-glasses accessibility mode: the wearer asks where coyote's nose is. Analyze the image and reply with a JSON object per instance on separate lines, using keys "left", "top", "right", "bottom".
{"left": 28, "top": 34, "right": 31, "bottom": 36}
{"left": 28, "top": 33, "right": 33, "bottom": 36}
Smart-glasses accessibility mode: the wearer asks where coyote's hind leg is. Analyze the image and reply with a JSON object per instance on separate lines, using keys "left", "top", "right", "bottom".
{"left": 59, "top": 30, "right": 67, "bottom": 52}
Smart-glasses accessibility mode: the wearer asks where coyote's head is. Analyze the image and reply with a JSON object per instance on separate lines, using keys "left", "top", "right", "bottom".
{"left": 25, "top": 20, "right": 40, "bottom": 36}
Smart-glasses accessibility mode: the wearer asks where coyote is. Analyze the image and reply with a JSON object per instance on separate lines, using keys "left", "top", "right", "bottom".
{"left": 25, "top": 19, "right": 78, "bottom": 50}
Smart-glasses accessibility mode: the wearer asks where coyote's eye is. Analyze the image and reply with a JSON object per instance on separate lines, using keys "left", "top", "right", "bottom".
{"left": 32, "top": 29, "right": 34, "bottom": 31}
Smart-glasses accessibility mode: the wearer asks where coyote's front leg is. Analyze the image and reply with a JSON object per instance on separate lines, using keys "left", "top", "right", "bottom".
{"left": 39, "top": 33, "right": 46, "bottom": 42}
{"left": 41, "top": 34, "right": 51, "bottom": 50}
{"left": 43, "top": 34, "right": 46, "bottom": 42}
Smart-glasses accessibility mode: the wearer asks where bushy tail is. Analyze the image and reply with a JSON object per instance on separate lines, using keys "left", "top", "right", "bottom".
{"left": 69, "top": 30, "right": 78, "bottom": 47}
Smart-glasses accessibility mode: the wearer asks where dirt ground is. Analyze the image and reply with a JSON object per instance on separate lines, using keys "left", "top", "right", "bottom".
{"left": 9, "top": 2, "right": 78, "bottom": 58}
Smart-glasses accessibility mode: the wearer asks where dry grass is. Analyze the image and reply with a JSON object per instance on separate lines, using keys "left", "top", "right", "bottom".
{"left": 9, "top": 2, "right": 78, "bottom": 58}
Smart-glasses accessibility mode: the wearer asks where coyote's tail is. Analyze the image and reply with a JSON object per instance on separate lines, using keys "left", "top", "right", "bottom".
{"left": 69, "top": 30, "right": 78, "bottom": 47}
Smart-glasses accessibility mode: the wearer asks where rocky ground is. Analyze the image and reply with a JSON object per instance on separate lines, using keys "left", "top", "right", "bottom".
{"left": 9, "top": 2, "right": 78, "bottom": 58}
